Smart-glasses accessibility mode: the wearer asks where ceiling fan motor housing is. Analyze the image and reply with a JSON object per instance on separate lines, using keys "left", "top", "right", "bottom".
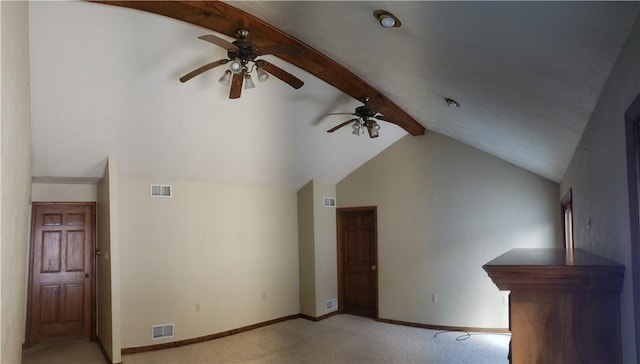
{"left": 355, "top": 105, "right": 376, "bottom": 118}
{"left": 228, "top": 41, "right": 258, "bottom": 65}
{"left": 227, "top": 29, "right": 259, "bottom": 66}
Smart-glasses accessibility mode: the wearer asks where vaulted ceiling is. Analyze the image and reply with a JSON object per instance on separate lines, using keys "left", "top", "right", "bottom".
{"left": 29, "top": 1, "right": 640, "bottom": 188}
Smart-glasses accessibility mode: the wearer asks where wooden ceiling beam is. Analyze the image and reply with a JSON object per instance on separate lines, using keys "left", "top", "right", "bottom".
{"left": 88, "top": 1, "right": 426, "bottom": 136}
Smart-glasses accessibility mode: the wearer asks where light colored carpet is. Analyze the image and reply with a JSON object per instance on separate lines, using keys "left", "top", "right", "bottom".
{"left": 22, "top": 315, "right": 510, "bottom": 364}
{"left": 22, "top": 337, "right": 106, "bottom": 364}
{"left": 124, "top": 315, "right": 509, "bottom": 364}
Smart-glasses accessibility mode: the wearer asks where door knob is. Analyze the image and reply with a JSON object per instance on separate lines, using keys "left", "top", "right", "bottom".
{"left": 371, "top": 265, "right": 377, "bottom": 271}
{"left": 85, "top": 273, "right": 90, "bottom": 278}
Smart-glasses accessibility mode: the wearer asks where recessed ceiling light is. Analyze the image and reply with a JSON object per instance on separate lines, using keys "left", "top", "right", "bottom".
{"left": 444, "top": 98, "right": 461, "bottom": 108}
{"left": 373, "top": 10, "right": 401, "bottom": 28}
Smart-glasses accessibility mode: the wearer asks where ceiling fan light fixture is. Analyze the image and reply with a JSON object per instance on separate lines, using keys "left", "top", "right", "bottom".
{"left": 229, "top": 58, "right": 243, "bottom": 74}
{"left": 256, "top": 66, "right": 270, "bottom": 82}
{"left": 244, "top": 73, "right": 256, "bottom": 89}
{"left": 326, "top": 97, "right": 387, "bottom": 139}
{"left": 366, "top": 120, "right": 381, "bottom": 138}
{"left": 374, "top": 10, "right": 401, "bottom": 28}
{"left": 352, "top": 121, "right": 361, "bottom": 135}
{"left": 218, "top": 70, "right": 232, "bottom": 86}
{"left": 181, "top": 32, "right": 304, "bottom": 99}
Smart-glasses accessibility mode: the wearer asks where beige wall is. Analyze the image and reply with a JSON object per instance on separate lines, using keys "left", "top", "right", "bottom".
{"left": 1, "top": 1, "right": 32, "bottom": 362}
{"left": 297, "top": 181, "right": 338, "bottom": 318}
{"left": 311, "top": 182, "right": 337, "bottom": 317}
{"left": 107, "top": 159, "right": 122, "bottom": 363}
{"left": 297, "top": 181, "right": 316, "bottom": 316}
{"left": 561, "top": 13, "right": 640, "bottom": 363}
{"left": 337, "top": 132, "right": 561, "bottom": 328}
{"left": 117, "top": 177, "right": 299, "bottom": 348}
{"left": 31, "top": 183, "right": 97, "bottom": 202}
{"left": 96, "top": 159, "right": 123, "bottom": 363}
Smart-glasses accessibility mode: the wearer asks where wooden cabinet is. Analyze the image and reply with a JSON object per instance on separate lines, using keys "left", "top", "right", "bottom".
{"left": 483, "top": 248, "right": 624, "bottom": 364}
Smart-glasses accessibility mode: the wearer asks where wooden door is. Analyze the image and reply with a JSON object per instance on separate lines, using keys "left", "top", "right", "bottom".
{"left": 27, "top": 203, "right": 95, "bottom": 344}
{"left": 337, "top": 207, "right": 377, "bottom": 318}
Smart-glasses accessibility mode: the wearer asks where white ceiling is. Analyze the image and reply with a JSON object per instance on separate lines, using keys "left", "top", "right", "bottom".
{"left": 29, "top": 1, "right": 640, "bottom": 189}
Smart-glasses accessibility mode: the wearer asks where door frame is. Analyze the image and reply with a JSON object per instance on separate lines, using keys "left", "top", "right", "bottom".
{"left": 336, "top": 206, "right": 378, "bottom": 318}
{"left": 25, "top": 202, "right": 97, "bottom": 345}
{"left": 625, "top": 92, "right": 640, "bottom": 358}
{"left": 560, "top": 188, "right": 574, "bottom": 250}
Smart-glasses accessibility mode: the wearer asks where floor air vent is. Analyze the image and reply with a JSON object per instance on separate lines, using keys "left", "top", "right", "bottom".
{"left": 152, "top": 323, "right": 174, "bottom": 339}
{"left": 150, "top": 184, "right": 172, "bottom": 198}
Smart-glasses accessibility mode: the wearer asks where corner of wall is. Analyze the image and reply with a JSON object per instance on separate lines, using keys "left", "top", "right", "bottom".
{"left": 108, "top": 157, "right": 122, "bottom": 363}
{"left": 1, "top": 1, "right": 32, "bottom": 362}
{"left": 311, "top": 181, "right": 337, "bottom": 318}
{"left": 297, "top": 180, "right": 316, "bottom": 316}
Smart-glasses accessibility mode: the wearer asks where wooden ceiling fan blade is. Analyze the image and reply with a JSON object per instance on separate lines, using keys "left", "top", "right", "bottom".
{"left": 198, "top": 34, "right": 238, "bottom": 51}
{"left": 259, "top": 60, "right": 304, "bottom": 89}
{"left": 229, "top": 72, "right": 243, "bottom": 99}
{"left": 327, "top": 118, "right": 358, "bottom": 133}
{"left": 179, "top": 59, "right": 230, "bottom": 83}
{"left": 257, "top": 44, "right": 301, "bottom": 57}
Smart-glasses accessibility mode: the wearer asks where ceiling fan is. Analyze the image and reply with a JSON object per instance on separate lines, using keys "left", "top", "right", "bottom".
{"left": 179, "top": 29, "right": 304, "bottom": 99}
{"left": 326, "top": 97, "right": 389, "bottom": 138}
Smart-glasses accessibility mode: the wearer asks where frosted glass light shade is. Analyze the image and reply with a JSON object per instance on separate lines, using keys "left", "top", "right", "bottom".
{"left": 369, "top": 121, "right": 380, "bottom": 138}
{"left": 244, "top": 74, "right": 256, "bottom": 89}
{"left": 256, "top": 66, "right": 270, "bottom": 82}
{"left": 218, "top": 70, "right": 232, "bottom": 86}
{"left": 352, "top": 122, "right": 361, "bottom": 135}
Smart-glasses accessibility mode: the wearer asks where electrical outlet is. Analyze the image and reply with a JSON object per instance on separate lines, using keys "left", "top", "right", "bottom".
{"left": 432, "top": 293, "right": 438, "bottom": 304}
{"left": 195, "top": 302, "right": 200, "bottom": 312}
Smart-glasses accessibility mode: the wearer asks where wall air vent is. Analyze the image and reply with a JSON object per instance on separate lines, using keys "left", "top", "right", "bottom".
{"left": 323, "top": 197, "right": 336, "bottom": 207}
{"left": 326, "top": 298, "right": 338, "bottom": 312}
{"left": 152, "top": 323, "right": 174, "bottom": 340}
{"left": 150, "top": 184, "right": 172, "bottom": 198}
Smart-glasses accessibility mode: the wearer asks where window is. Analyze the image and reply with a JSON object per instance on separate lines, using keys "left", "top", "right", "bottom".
{"left": 561, "top": 189, "right": 574, "bottom": 250}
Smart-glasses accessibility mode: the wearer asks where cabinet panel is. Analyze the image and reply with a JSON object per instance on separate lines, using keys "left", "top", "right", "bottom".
{"left": 484, "top": 249, "right": 623, "bottom": 364}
